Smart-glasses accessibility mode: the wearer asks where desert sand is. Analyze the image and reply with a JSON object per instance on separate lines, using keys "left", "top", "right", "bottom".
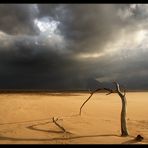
{"left": 0, "top": 92, "right": 148, "bottom": 144}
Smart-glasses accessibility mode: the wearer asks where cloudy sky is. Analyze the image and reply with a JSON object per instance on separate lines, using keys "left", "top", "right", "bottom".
{"left": 0, "top": 4, "right": 148, "bottom": 90}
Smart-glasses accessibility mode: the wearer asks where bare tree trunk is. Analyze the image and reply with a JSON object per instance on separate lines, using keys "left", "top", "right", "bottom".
{"left": 114, "top": 82, "right": 129, "bottom": 136}
{"left": 120, "top": 96, "right": 128, "bottom": 136}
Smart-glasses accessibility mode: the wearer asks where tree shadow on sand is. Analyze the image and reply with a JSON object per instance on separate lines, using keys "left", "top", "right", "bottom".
{"left": 0, "top": 119, "right": 132, "bottom": 143}
{"left": 0, "top": 117, "right": 130, "bottom": 143}
{"left": 122, "top": 139, "right": 141, "bottom": 144}
{"left": 26, "top": 121, "right": 65, "bottom": 134}
{"left": 122, "top": 138, "right": 148, "bottom": 144}
{"left": 0, "top": 134, "right": 121, "bottom": 142}
{"left": 0, "top": 118, "right": 120, "bottom": 142}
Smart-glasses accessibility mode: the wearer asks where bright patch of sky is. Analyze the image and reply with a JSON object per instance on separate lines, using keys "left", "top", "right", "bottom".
{"left": 34, "top": 17, "right": 60, "bottom": 37}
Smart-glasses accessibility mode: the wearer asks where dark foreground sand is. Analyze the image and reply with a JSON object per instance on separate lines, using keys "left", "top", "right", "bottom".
{"left": 0, "top": 92, "right": 148, "bottom": 144}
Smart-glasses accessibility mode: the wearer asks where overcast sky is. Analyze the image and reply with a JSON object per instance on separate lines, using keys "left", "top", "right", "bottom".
{"left": 0, "top": 4, "right": 148, "bottom": 90}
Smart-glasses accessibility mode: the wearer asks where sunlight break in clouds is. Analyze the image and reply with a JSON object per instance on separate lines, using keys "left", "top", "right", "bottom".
{"left": 34, "top": 16, "right": 66, "bottom": 52}
{"left": 34, "top": 17, "right": 60, "bottom": 37}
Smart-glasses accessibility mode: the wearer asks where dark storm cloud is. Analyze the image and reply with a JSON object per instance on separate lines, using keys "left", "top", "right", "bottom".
{"left": 0, "top": 4, "right": 39, "bottom": 35}
{"left": 0, "top": 4, "right": 148, "bottom": 90}
{"left": 0, "top": 41, "right": 93, "bottom": 89}
{"left": 55, "top": 4, "right": 122, "bottom": 54}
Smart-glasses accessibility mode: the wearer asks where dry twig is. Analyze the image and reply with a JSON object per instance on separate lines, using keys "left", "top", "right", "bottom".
{"left": 52, "top": 117, "right": 66, "bottom": 132}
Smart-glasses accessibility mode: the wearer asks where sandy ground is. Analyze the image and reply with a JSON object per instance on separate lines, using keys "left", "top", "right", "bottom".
{"left": 0, "top": 92, "right": 148, "bottom": 144}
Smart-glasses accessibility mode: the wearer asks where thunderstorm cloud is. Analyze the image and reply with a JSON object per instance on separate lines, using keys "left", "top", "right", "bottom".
{"left": 0, "top": 4, "right": 148, "bottom": 90}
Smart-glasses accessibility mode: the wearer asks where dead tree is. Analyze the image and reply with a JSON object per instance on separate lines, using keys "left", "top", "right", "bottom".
{"left": 113, "top": 82, "right": 128, "bottom": 136}
{"left": 79, "top": 81, "right": 129, "bottom": 137}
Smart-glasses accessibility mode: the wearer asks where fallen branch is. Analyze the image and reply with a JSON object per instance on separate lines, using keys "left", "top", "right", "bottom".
{"left": 52, "top": 117, "right": 66, "bottom": 132}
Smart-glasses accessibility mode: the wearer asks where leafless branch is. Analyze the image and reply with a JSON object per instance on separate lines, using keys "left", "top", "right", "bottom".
{"left": 113, "top": 81, "right": 127, "bottom": 97}
{"left": 79, "top": 88, "right": 114, "bottom": 115}
{"left": 79, "top": 93, "right": 93, "bottom": 116}
{"left": 123, "top": 88, "right": 126, "bottom": 97}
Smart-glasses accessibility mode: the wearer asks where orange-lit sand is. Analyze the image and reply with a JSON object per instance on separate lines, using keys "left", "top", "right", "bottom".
{"left": 0, "top": 92, "right": 148, "bottom": 144}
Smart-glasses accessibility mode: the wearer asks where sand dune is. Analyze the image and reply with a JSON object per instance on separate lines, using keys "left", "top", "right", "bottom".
{"left": 0, "top": 92, "right": 148, "bottom": 144}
